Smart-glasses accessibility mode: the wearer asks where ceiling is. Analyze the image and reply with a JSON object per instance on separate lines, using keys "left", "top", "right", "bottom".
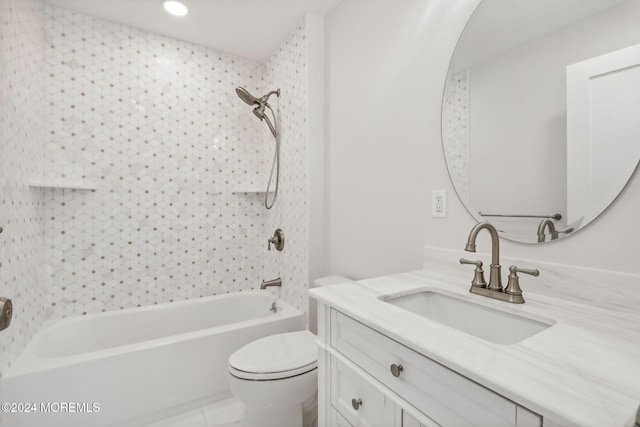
{"left": 43, "top": 0, "right": 343, "bottom": 63}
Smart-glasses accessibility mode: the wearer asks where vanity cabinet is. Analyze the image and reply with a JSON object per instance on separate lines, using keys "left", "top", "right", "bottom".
{"left": 328, "top": 354, "right": 438, "bottom": 427}
{"left": 316, "top": 303, "right": 543, "bottom": 427}
{"left": 330, "top": 355, "right": 396, "bottom": 426}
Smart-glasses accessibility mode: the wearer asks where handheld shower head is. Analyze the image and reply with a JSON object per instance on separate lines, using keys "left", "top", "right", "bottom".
{"left": 235, "top": 85, "right": 281, "bottom": 209}
{"left": 253, "top": 104, "right": 266, "bottom": 120}
{"left": 237, "top": 86, "right": 280, "bottom": 138}
{"left": 253, "top": 104, "right": 277, "bottom": 137}
{"left": 236, "top": 87, "right": 260, "bottom": 106}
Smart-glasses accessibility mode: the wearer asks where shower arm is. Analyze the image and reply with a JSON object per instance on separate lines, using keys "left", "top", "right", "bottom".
{"left": 261, "top": 90, "right": 280, "bottom": 103}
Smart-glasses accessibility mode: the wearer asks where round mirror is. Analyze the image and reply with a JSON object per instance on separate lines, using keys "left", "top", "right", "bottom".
{"left": 442, "top": 0, "right": 640, "bottom": 243}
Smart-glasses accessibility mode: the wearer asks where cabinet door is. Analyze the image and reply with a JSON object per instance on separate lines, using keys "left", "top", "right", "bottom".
{"left": 331, "top": 356, "right": 395, "bottom": 427}
{"left": 566, "top": 43, "right": 640, "bottom": 225}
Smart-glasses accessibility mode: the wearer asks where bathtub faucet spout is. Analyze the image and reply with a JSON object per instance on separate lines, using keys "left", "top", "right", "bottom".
{"left": 260, "top": 278, "right": 282, "bottom": 289}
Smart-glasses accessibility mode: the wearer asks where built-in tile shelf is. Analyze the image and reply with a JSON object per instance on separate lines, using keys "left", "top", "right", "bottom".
{"left": 29, "top": 180, "right": 97, "bottom": 190}
{"left": 231, "top": 188, "right": 274, "bottom": 194}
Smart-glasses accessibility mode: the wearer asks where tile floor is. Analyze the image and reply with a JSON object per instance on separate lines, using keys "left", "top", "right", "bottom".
{"left": 144, "top": 397, "right": 244, "bottom": 427}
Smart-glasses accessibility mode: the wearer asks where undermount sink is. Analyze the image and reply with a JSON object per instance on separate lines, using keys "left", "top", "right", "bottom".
{"left": 382, "top": 290, "right": 553, "bottom": 345}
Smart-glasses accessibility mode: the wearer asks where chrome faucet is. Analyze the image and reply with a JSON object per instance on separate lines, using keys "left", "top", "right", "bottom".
{"left": 461, "top": 222, "right": 538, "bottom": 303}
{"left": 536, "top": 219, "right": 559, "bottom": 242}
{"left": 260, "top": 278, "right": 282, "bottom": 289}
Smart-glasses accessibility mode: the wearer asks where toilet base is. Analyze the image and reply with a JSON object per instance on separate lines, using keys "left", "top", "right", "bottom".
{"left": 230, "top": 370, "right": 317, "bottom": 427}
{"left": 302, "top": 394, "right": 318, "bottom": 427}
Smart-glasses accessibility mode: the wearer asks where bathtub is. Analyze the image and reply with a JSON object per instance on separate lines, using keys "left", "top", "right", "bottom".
{"left": 1, "top": 291, "right": 305, "bottom": 427}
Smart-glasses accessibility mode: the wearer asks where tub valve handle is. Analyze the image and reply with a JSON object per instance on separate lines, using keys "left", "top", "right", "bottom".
{"left": 268, "top": 229, "right": 284, "bottom": 251}
{"left": 0, "top": 298, "right": 13, "bottom": 332}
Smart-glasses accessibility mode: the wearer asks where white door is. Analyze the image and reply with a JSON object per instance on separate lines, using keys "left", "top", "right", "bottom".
{"left": 566, "top": 43, "right": 640, "bottom": 226}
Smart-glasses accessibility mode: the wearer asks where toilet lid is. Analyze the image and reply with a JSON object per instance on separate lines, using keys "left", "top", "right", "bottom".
{"left": 229, "top": 330, "right": 318, "bottom": 380}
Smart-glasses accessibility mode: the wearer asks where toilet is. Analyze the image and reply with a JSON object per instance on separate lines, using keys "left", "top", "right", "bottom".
{"left": 228, "top": 330, "right": 318, "bottom": 427}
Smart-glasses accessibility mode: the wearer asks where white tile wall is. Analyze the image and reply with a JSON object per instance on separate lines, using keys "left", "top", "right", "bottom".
{"left": 42, "top": 5, "right": 274, "bottom": 317}
{"left": 0, "top": 0, "right": 48, "bottom": 374}
{"left": 1, "top": 2, "right": 314, "bottom": 372}
{"left": 442, "top": 69, "right": 470, "bottom": 203}
{"left": 263, "top": 18, "right": 310, "bottom": 314}
{"left": 41, "top": 6, "right": 314, "bottom": 320}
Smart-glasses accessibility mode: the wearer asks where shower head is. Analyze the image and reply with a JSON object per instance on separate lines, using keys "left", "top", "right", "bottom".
{"left": 237, "top": 86, "right": 280, "bottom": 137}
{"left": 235, "top": 86, "right": 282, "bottom": 209}
{"left": 236, "top": 87, "right": 260, "bottom": 106}
{"left": 236, "top": 87, "right": 280, "bottom": 106}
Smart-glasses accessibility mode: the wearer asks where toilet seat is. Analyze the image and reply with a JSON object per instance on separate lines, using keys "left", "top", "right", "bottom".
{"left": 229, "top": 330, "right": 318, "bottom": 381}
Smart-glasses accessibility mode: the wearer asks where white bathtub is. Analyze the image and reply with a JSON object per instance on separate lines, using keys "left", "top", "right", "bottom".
{"left": 1, "top": 292, "right": 305, "bottom": 427}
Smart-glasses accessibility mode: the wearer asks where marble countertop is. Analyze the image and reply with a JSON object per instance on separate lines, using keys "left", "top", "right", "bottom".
{"left": 310, "top": 249, "right": 640, "bottom": 427}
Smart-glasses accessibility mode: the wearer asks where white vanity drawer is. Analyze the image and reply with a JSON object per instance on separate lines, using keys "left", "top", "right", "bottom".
{"left": 331, "top": 310, "right": 536, "bottom": 426}
{"left": 330, "top": 355, "right": 395, "bottom": 427}
{"left": 516, "top": 406, "right": 542, "bottom": 427}
{"left": 331, "top": 406, "right": 355, "bottom": 427}
{"left": 402, "top": 410, "right": 433, "bottom": 427}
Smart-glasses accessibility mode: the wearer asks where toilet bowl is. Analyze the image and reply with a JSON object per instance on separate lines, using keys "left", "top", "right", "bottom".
{"left": 228, "top": 330, "right": 318, "bottom": 427}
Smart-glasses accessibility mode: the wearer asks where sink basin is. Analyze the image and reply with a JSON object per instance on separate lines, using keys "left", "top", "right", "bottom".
{"left": 383, "top": 291, "right": 552, "bottom": 345}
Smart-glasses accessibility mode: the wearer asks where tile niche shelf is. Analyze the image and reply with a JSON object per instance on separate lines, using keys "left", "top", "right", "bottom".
{"left": 231, "top": 188, "right": 275, "bottom": 194}
{"left": 29, "top": 179, "right": 97, "bottom": 190}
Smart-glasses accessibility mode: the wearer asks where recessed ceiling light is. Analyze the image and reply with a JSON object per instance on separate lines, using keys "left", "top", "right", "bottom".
{"left": 162, "top": 0, "right": 188, "bottom": 17}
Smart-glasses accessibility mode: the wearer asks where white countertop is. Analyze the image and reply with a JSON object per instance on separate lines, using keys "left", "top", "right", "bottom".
{"left": 310, "top": 249, "right": 640, "bottom": 427}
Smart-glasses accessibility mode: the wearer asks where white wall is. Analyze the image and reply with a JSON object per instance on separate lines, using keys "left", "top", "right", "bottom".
{"left": 325, "top": 0, "right": 640, "bottom": 280}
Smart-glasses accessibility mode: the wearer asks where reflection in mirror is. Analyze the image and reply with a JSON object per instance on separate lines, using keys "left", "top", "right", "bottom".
{"left": 442, "top": 0, "right": 640, "bottom": 243}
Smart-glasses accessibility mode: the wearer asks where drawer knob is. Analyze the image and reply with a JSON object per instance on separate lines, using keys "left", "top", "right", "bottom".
{"left": 390, "top": 363, "right": 404, "bottom": 377}
{"left": 351, "top": 398, "right": 363, "bottom": 410}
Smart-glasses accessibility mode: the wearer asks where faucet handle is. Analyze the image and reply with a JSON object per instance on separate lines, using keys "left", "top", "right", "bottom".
{"left": 459, "top": 258, "right": 487, "bottom": 288}
{"left": 267, "top": 229, "right": 284, "bottom": 251}
{"left": 505, "top": 265, "right": 539, "bottom": 296}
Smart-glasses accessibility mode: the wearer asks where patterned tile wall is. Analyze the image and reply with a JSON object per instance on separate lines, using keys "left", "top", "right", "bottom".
{"left": 263, "top": 18, "right": 310, "bottom": 315}
{"left": 42, "top": 6, "right": 276, "bottom": 317}
{"left": 0, "top": 0, "right": 47, "bottom": 373}
{"left": 0, "top": 3, "right": 314, "bottom": 369}
{"left": 442, "top": 69, "right": 470, "bottom": 203}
